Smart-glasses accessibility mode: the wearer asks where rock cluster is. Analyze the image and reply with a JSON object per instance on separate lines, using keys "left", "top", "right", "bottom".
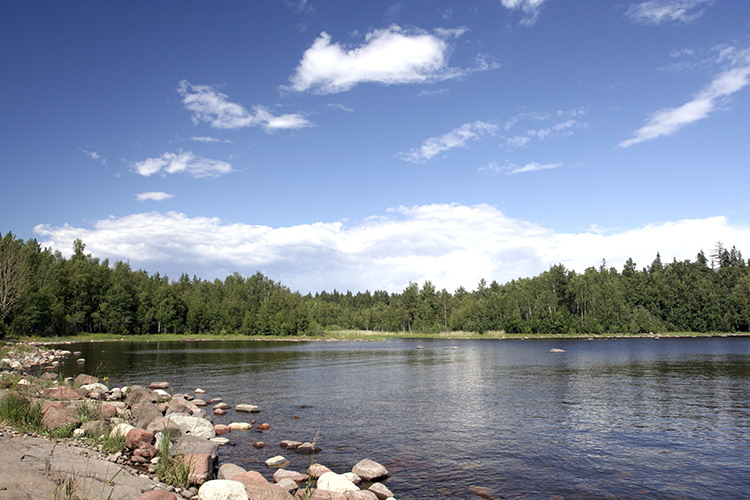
{"left": 0, "top": 345, "right": 399, "bottom": 500}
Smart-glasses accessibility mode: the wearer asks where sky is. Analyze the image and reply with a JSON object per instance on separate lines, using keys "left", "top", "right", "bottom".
{"left": 2, "top": 0, "right": 750, "bottom": 294}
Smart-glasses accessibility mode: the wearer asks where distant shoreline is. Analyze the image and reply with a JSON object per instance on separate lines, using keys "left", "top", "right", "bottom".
{"left": 11, "top": 330, "right": 750, "bottom": 346}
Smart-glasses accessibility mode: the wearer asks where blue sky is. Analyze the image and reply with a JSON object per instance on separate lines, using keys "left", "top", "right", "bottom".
{"left": 2, "top": 0, "right": 750, "bottom": 293}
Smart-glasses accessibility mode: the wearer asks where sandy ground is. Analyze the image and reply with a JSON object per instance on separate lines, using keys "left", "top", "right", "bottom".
{"left": 0, "top": 429, "right": 157, "bottom": 500}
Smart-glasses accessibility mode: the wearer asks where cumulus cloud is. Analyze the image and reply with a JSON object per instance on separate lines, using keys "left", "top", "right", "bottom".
{"left": 286, "top": 25, "right": 480, "bottom": 94}
{"left": 178, "top": 80, "right": 312, "bottom": 131}
{"left": 500, "top": 0, "right": 547, "bottom": 26}
{"left": 135, "top": 192, "right": 174, "bottom": 202}
{"left": 399, "top": 121, "right": 498, "bottom": 163}
{"left": 619, "top": 49, "right": 750, "bottom": 147}
{"left": 33, "top": 204, "right": 750, "bottom": 294}
{"left": 132, "top": 151, "right": 232, "bottom": 178}
{"left": 626, "top": 0, "right": 712, "bottom": 25}
{"left": 479, "top": 161, "right": 562, "bottom": 175}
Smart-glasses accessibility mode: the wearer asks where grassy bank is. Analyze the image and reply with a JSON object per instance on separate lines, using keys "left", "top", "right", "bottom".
{"left": 6, "top": 330, "right": 746, "bottom": 345}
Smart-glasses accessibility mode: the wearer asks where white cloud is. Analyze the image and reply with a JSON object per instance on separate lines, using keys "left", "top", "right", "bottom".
{"left": 33, "top": 204, "right": 750, "bottom": 294}
{"left": 479, "top": 161, "right": 562, "bottom": 175}
{"left": 399, "top": 121, "right": 498, "bottom": 163}
{"left": 82, "top": 148, "right": 106, "bottom": 165}
{"left": 326, "top": 103, "right": 354, "bottom": 112}
{"left": 189, "top": 136, "right": 233, "bottom": 143}
{"left": 619, "top": 53, "right": 750, "bottom": 147}
{"left": 502, "top": 109, "right": 588, "bottom": 148}
{"left": 287, "top": 25, "right": 476, "bottom": 94}
{"left": 626, "top": 0, "right": 712, "bottom": 25}
{"left": 135, "top": 192, "right": 174, "bottom": 202}
{"left": 178, "top": 80, "right": 312, "bottom": 131}
{"left": 132, "top": 151, "right": 233, "bottom": 178}
{"left": 500, "top": 0, "right": 547, "bottom": 26}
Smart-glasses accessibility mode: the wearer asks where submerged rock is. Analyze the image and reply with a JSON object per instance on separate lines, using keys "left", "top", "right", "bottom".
{"left": 352, "top": 459, "right": 389, "bottom": 481}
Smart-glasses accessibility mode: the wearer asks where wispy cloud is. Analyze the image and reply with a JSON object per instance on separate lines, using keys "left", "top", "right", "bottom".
{"left": 326, "top": 103, "right": 354, "bottom": 112}
{"left": 399, "top": 121, "right": 498, "bottom": 163}
{"left": 502, "top": 108, "right": 588, "bottom": 148}
{"left": 286, "top": 25, "right": 488, "bottom": 94}
{"left": 479, "top": 161, "right": 562, "bottom": 175}
{"left": 81, "top": 148, "right": 106, "bottom": 165}
{"left": 619, "top": 47, "right": 750, "bottom": 147}
{"left": 135, "top": 192, "right": 174, "bottom": 202}
{"left": 626, "top": 0, "right": 713, "bottom": 25}
{"left": 500, "top": 0, "right": 547, "bottom": 26}
{"left": 132, "top": 151, "right": 233, "bottom": 178}
{"left": 178, "top": 80, "right": 312, "bottom": 131}
{"left": 189, "top": 136, "right": 233, "bottom": 144}
{"left": 34, "top": 204, "right": 750, "bottom": 294}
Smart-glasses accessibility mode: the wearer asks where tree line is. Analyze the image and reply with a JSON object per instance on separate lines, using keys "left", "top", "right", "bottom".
{"left": 1, "top": 232, "right": 749, "bottom": 337}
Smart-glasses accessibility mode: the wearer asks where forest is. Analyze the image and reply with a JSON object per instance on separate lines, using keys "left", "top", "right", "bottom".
{"left": 1, "top": 231, "right": 750, "bottom": 337}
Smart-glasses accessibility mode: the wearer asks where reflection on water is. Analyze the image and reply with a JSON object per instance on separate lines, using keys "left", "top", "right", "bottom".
{"left": 61, "top": 337, "right": 750, "bottom": 499}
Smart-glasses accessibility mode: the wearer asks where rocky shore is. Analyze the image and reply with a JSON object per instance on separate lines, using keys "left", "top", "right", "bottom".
{"left": 0, "top": 344, "right": 398, "bottom": 500}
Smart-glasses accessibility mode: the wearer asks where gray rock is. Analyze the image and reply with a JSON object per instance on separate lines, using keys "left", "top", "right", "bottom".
{"left": 344, "top": 491, "right": 379, "bottom": 500}
{"left": 276, "top": 477, "right": 298, "bottom": 492}
{"left": 196, "top": 480, "right": 248, "bottom": 500}
{"left": 132, "top": 403, "right": 164, "bottom": 429}
{"left": 126, "top": 387, "right": 158, "bottom": 405}
{"left": 164, "top": 414, "right": 215, "bottom": 439}
{"left": 217, "top": 463, "right": 247, "bottom": 480}
{"left": 352, "top": 459, "right": 389, "bottom": 481}
{"left": 368, "top": 482, "right": 393, "bottom": 500}
{"left": 82, "top": 419, "right": 111, "bottom": 438}
{"left": 172, "top": 435, "right": 219, "bottom": 459}
{"left": 317, "top": 472, "right": 359, "bottom": 493}
{"left": 273, "top": 468, "right": 307, "bottom": 484}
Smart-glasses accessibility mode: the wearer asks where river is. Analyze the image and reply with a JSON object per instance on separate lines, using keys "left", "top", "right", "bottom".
{"left": 59, "top": 337, "right": 750, "bottom": 499}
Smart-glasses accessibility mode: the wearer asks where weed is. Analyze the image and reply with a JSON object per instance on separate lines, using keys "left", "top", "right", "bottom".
{"left": 48, "top": 423, "right": 79, "bottom": 440}
{"left": 155, "top": 433, "right": 192, "bottom": 489}
{"left": 100, "top": 432, "right": 125, "bottom": 454}
{"left": 77, "top": 400, "right": 100, "bottom": 423}
{"left": 0, "top": 392, "right": 44, "bottom": 432}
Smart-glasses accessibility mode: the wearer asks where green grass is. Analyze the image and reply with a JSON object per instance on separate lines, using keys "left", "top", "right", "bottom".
{"left": 77, "top": 401, "right": 100, "bottom": 423}
{"left": 0, "top": 393, "right": 44, "bottom": 433}
{"left": 155, "top": 433, "right": 191, "bottom": 489}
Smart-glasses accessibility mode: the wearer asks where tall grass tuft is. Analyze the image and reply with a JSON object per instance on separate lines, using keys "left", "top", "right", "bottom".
{"left": 0, "top": 393, "right": 44, "bottom": 433}
{"left": 155, "top": 433, "right": 191, "bottom": 489}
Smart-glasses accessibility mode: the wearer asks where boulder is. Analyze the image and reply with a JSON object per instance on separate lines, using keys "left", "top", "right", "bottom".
{"left": 74, "top": 374, "right": 99, "bottom": 386}
{"left": 46, "top": 386, "right": 83, "bottom": 400}
{"left": 125, "top": 427, "right": 154, "bottom": 450}
{"left": 232, "top": 470, "right": 268, "bottom": 486}
{"left": 235, "top": 404, "right": 259, "bottom": 413}
{"left": 41, "top": 406, "right": 80, "bottom": 430}
{"left": 197, "top": 480, "right": 248, "bottom": 500}
{"left": 317, "top": 472, "right": 359, "bottom": 494}
{"left": 273, "top": 469, "right": 307, "bottom": 484}
{"left": 80, "top": 382, "right": 109, "bottom": 392}
{"left": 153, "top": 389, "right": 171, "bottom": 402}
{"left": 165, "top": 414, "right": 215, "bottom": 439}
{"left": 352, "top": 459, "right": 388, "bottom": 481}
{"left": 98, "top": 403, "right": 119, "bottom": 419}
{"left": 214, "top": 409, "right": 227, "bottom": 416}
{"left": 214, "top": 424, "right": 230, "bottom": 435}
{"left": 213, "top": 402, "right": 230, "bottom": 410}
{"left": 195, "top": 388, "right": 206, "bottom": 394}
{"left": 134, "top": 443, "right": 156, "bottom": 459}
{"left": 149, "top": 381, "right": 170, "bottom": 389}
{"left": 193, "top": 399, "right": 207, "bottom": 407}
{"left": 307, "top": 464, "right": 332, "bottom": 479}
{"left": 256, "top": 423, "right": 271, "bottom": 431}
{"left": 280, "top": 440, "right": 302, "bottom": 450}
{"left": 367, "top": 483, "right": 393, "bottom": 500}
{"left": 173, "top": 435, "right": 219, "bottom": 459}
{"left": 217, "top": 463, "right": 246, "bottom": 480}
{"left": 211, "top": 437, "right": 230, "bottom": 446}
{"left": 265, "top": 456, "right": 289, "bottom": 467}
{"left": 180, "top": 453, "right": 213, "bottom": 485}
{"left": 207, "top": 398, "right": 222, "bottom": 404}
{"left": 132, "top": 403, "right": 164, "bottom": 429}
{"left": 126, "top": 387, "right": 158, "bottom": 405}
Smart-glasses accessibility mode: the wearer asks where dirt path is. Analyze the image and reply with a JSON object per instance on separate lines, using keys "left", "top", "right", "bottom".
{"left": 0, "top": 429, "right": 157, "bottom": 500}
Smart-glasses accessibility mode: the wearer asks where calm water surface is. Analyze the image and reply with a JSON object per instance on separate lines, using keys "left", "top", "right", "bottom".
{"left": 59, "top": 337, "right": 750, "bottom": 499}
